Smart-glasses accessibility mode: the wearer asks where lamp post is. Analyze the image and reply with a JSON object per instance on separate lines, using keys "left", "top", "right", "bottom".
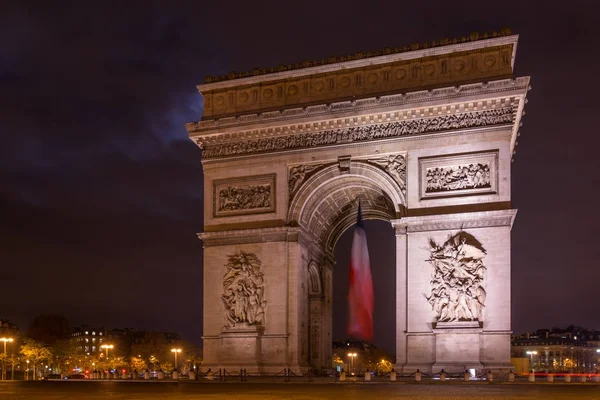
{"left": 526, "top": 350, "right": 538, "bottom": 372}
{"left": 347, "top": 353, "right": 357, "bottom": 374}
{"left": 101, "top": 344, "right": 114, "bottom": 368}
{"left": 171, "top": 348, "right": 182, "bottom": 371}
{"left": 0, "top": 338, "right": 14, "bottom": 381}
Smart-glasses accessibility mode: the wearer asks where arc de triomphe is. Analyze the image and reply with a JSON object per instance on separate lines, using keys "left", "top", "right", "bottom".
{"left": 187, "top": 30, "right": 529, "bottom": 374}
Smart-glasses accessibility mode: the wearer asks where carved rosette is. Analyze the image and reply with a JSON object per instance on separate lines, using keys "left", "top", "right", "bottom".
{"left": 424, "top": 231, "right": 487, "bottom": 323}
{"left": 367, "top": 154, "right": 406, "bottom": 195}
{"left": 222, "top": 251, "right": 267, "bottom": 329}
{"left": 288, "top": 163, "right": 324, "bottom": 198}
{"left": 200, "top": 108, "right": 514, "bottom": 159}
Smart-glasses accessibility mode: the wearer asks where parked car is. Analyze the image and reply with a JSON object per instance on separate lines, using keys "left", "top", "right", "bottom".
{"left": 65, "top": 373, "right": 86, "bottom": 380}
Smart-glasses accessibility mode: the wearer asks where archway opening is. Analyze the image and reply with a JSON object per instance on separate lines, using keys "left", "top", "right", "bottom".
{"left": 332, "top": 219, "right": 396, "bottom": 362}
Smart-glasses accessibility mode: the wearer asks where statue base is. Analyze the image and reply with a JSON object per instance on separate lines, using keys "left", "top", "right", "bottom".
{"left": 432, "top": 321, "right": 483, "bottom": 374}
{"left": 216, "top": 324, "right": 264, "bottom": 373}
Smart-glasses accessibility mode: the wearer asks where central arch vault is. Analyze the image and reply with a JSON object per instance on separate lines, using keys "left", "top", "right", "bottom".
{"left": 288, "top": 161, "right": 404, "bottom": 253}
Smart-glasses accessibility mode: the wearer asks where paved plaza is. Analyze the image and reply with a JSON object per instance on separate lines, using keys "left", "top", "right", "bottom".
{"left": 0, "top": 381, "right": 599, "bottom": 400}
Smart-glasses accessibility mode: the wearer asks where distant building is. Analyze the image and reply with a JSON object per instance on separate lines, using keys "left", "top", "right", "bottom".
{"left": 511, "top": 327, "right": 600, "bottom": 373}
{"left": 70, "top": 326, "right": 106, "bottom": 356}
{"left": 0, "top": 319, "right": 20, "bottom": 338}
{"left": 70, "top": 326, "right": 186, "bottom": 362}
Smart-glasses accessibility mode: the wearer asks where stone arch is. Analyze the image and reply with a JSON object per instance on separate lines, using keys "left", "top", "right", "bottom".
{"left": 308, "top": 261, "right": 322, "bottom": 297}
{"left": 288, "top": 160, "right": 404, "bottom": 252}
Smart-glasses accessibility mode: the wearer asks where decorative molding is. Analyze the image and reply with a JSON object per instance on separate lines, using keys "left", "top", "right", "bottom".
{"left": 212, "top": 174, "right": 276, "bottom": 217}
{"left": 367, "top": 154, "right": 406, "bottom": 196}
{"left": 424, "top": 231, "right": 487, "bottom": 323}
{"left": 222, "top": 251, "right": 267, "bottom": 329}
{"left": 199, "top": 108, "right": 514, "bottom": 159}
{"left": 391, "top": 209, "right": 517, "bottom": 234}
{"left": 338, "top": 155, "right": 351, "bottom": 174}
{"left": 202, "top": 30, "right": 514, "bottom": 84}
{"left": 288, "top": 163, "right": 324, "bottom": 198}
{"left": 197, "top": 37, "right": 518, "bottom": 118}
{"left": 199, "top": 226, "right": 313, "bottom": 248}
{"left": 419, "top": 151, "right": 498, "bottom": 199}
{"left": 186, "top": 77, "right": 529, "bottom": 134}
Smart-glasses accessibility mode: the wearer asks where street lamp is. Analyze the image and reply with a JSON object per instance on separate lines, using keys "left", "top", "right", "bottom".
{"left": 101, "top": 344, "right": 114, "bottom": 360}
{"left": 26, "top": 360, "right": 29, "bottom": 381}
{"left": 526, "top": 350, "right": 538, "bottom": 372}
{"left": 171, "top": 348, "right": 182, "bottom": 371}
{"left": 0, "top": 338, "right": 14, "bottom": 381}
{"left": 347, "top": 353, "right": 357, "bottom": 374}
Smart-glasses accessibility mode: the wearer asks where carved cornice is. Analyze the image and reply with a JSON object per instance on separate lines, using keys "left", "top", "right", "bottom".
{"left": 199, "top": 226, "right": 319, "bottom": 248}
{"left": 197, "top": 36, "right": 519, "bottom": 118}
{"left": 187, "top": 77, "right": 529, "bottom": 134}
{"left": 200, "top": 227, "right": 295, "bottom": 247}
{"left": 391, "top": 209, "right": 517, "bottom": 234}
{"left": 203, "top": 29, "right": 513, "bottom": 84}
{"left": 197, "top": 107, "right": 515, "bottom": 159}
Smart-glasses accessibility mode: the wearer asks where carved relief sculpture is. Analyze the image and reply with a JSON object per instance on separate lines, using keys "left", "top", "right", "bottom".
{"left": 200, "top": 108, "right": 514, "bottom": 159}
{"left": 368, "top": 154, "right": 406, "bottom": 194}
{"left": 419, "top": 151, "right": 498, "bottom": 199}
{"left": 424, "top": 231, "right": 487, "bottom": 323}
{"left": 213, "top": 174, "right": 276, "bottom": 217}
{"left": 288, "top": 164, "right": 323, "bottom": 197}
{"left": 426, "top": 163, "right": 491, "bottom": 193}
{"left": 222, "top": 251, "right": 267, "bottom": 329}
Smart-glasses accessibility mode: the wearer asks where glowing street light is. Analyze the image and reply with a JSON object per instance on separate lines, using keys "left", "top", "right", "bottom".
{"left": 0, "top": 338, "right": 14, "bottom": 381}
{"left": 526, "top": 350, "right": 538, "bottom": 372}
{"left": 347, "top": 352, "right": 357, "bottom": 374}
{"left": 101, "top": 344, "right": 114, "bottom": 360}
{"left": 26, "top": 360, "right": 29, "bottom": 381}
{"left": 171, "top": 348, "right": 182, "bottom": 371}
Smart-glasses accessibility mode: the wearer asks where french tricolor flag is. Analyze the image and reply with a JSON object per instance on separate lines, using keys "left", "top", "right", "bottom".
{"left": 347, "top": 202, "right": 374, "bottom": 341}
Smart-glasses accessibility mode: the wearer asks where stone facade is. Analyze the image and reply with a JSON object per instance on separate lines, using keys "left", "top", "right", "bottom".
{"left": 188, "top": 33, "right": 529, "bottom": 374}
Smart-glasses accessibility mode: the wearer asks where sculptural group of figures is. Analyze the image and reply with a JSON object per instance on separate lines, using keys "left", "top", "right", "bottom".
{"left": 425, "top": 163, "right": 491, "bottom": 193}
{"left": 425, "top": 231, "right": 487, "bottom": 322}
{"left": 218, "top": 184, "right": 271, "bottom": 211}
{"left": 201, "top": 108, "right": 514, "bottom": 159}
{"left": 222, "top": 251, "right": 267, "bottom": 328}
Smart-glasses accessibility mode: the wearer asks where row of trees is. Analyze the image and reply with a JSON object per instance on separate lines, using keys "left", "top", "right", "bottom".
{"left": 1, "top": 337, "right": 202, "bottom": 379}
{"left": 0, "top": 315, "right": 204, "bottom": 378}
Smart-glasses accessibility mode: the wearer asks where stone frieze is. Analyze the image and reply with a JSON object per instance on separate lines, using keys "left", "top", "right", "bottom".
{"left": 419, "top": 151, "right": 498, "bottom": 199}
{"left": 213, "top": 174, "right": 276, "bottom": 217}
{"left": 201, "top": 108, "right": 514, "bottom": 159}
{"left": 425, "top": 162, "right": 491, "bottom": 193}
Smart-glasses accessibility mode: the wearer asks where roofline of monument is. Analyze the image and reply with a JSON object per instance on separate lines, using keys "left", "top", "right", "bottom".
{"left": 196, "top": 35, "right": 519, "bottom": 93}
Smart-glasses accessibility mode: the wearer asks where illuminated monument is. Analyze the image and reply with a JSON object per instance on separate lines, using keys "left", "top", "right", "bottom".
{"left": 187, "top": 29, "right": 529, "bottom": 374}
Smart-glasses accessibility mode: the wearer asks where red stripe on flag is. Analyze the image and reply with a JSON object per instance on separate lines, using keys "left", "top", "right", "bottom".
{"left": 347, "top": 223, "right": 374, "bottom": 341}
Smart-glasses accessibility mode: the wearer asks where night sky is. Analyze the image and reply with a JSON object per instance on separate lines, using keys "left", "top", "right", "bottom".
{"left": 2, "top": 1, "right": 599, "bottom": 356}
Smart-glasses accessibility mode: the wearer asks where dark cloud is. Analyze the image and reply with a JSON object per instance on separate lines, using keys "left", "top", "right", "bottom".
{"left": 1, "top": 0, "right": 599, "bottom": 351}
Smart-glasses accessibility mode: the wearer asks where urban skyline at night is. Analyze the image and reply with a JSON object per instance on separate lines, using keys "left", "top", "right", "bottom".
{"left": 2, "top": 1, "right": 599, "bottom": 362}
